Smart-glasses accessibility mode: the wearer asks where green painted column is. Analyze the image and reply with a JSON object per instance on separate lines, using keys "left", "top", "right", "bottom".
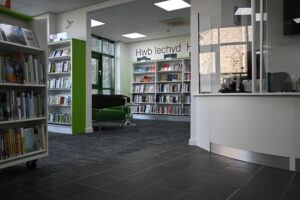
{"left": 72, "top": 39, "right": 86, "bottom": 134}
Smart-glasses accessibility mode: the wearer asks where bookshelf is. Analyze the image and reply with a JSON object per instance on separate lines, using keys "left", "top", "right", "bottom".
{"left": 47, "top": 39, "right": 86, "bottom": 135}
{"left": 0, "top": 8, "right": 48, "bottom": 169}
{"left": 131, "top": 58, "right": 191, "bottom": 116}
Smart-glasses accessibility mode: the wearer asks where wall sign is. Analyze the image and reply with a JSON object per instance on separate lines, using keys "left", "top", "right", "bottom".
{"left": 135, "top": 42, "right": 191, "bottom": 57}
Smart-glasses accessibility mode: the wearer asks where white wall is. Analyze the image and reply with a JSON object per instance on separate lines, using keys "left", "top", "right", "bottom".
{"left": 116, "top": 35, "right": 191, "bottom": 97}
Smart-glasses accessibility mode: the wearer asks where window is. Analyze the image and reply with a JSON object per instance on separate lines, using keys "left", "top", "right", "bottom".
{"left": 91, "top": 35, "right": 115, "bottom": 95}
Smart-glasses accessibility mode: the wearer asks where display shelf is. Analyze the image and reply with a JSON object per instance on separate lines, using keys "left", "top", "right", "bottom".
{"left": 132, "top": 102, "right": 156, "bottom": 104}
{"left": 133, "top": 72, "right": 156, "bottom": 75}
{"left": 48, "top": 72, "right": 71, "bottom": 76}
{"left": 132, "top": 92, "right": 156, "bottom": 94}
{"left": 48, "top": 122, "right": 72, "bottom": 126}
{"left": 48, "top": 40, "right": 71, "bottom": 47}
{"left": 0, "top": 150, "right": 47, "bottom": 164}
{"left": 132, "top": 82, "right": 155, "bottom": 84}
{"left": 0, "top": 12, "right": 48, "bottom": 170}
{"left": 48, "top": 56, "right": 71, "bottom": 61}
{"left": 48, "top": 104, "right": 71, "bottom": 107}
{"left": 0, "top": 117, "right": 47, "bottom": 125}
{"left": 0, "top": 40, "right": 43, "bottom": 54}
{"left": 157, "top": 70, "right": 182, "bottom": 73}
{"left": 131, "top": 58, "right": 191, "bottom": 116}
{"left": 0, "top": 83, "right": 46, "bottom": 88}
{"left": 157, "top": 81, "right": 183, "bottom": 83}
{"left": 47, "top": 39, "right": 86, "bottom": 134}
{"left": 48, "top": 88, "right": 71, "bottom": 91}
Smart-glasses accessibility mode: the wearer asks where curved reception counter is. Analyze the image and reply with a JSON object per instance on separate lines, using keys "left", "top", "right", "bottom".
{"left": 190, "top": 93, "right": 300, "bottom": 171}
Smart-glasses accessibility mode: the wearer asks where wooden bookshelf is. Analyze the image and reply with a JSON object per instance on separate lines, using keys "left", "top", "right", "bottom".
{"left": 47, "top": 39, "right": 86, "bottom": 135}
{"left": 131, "top": 58, "right": 191, "bottom": 116}
{"left": 0, "top": 10, "right": 48, "bottom": 169}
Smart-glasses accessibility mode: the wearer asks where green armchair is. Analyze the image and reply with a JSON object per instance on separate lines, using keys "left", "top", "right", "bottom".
{"left": 92, "top": 95, "right": 131, "bottom": 127}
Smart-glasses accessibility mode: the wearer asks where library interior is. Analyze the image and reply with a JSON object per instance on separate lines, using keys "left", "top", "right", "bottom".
{"left": 0, "top": 0, "right": 300, "bottom": 200}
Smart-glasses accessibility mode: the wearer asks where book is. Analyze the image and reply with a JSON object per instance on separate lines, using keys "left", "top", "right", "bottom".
{"left": 23, "top": 128, "right": 37, "bottom": 153}
{"left": 0, "top": 24, "right": 26, "bottom": 45}
{"left": 22, "top": 28, "right": 39, "bottom": 48}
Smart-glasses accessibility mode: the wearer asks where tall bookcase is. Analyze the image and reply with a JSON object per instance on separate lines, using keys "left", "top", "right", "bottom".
{"left": 47, "top": 39, "right": 86, "bottom": 135}
{"left": 0, "top": 9, "right": 48, "bottom": 169}
{"left": 131, "top": 58, "right": 191, "bottom": 117}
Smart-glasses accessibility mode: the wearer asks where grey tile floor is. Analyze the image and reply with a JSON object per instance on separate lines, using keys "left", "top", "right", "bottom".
{"left": 0, "top": 120, "right": 299, "bottom": 200}
{"left": 0, "top": 145, "right": 299, "bottom": 200}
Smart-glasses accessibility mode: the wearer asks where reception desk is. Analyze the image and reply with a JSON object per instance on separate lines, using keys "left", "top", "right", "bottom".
{"left": 190, "top": 93, "right": 300, "bottom": 171}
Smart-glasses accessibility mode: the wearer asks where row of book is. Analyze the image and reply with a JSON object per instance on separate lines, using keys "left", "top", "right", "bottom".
{"left": 184, "top": 73, "right": 191, "bottom": 81}
{"left": 157, "top": 106, "right": 183, "bottom": 115}
{"left": 183, "top": 106, "right": 190, "bottom": 115}
{"left": 132, "top": 105, "right": 155, "bottom": 114}
{"left": 48, "top": 112, "right": 71, "bottom": 124}
{"left": 48, "top": 77, "right": 72, "bottom": 89}
{"left": 0, "top": 124, "right": 46, "bottom": 160}
{"left": 159, "top": 63, "right": 182, "bottom": 72}
{"left": 157, "top": 95, "right": 182, "bottom": 104}
{"left": 49, "top": 49, "right": 70, "bottom": 58}
{"left": 132, "top": 95, "right": 155, "bottom": 103}
{"left": 184, "top": 62, "right": 191, "bottom": 73}
{"left": 131, "top": 105, "right": 190, "bottom": 115}
{"left": 48, "top": 61, "right": 71, "bottom": 73}
{"left": 48, "top": 95, "right": 71, "bottom": 106}
{"left": 0, "top": 54, "right": 45, "bottom": 85}
{"left": 184, "top": 95, "right": 191, "bottom": 104}
{"left": 183, "top": 83, "right": 190, "bottom": 92}
{"left": 134, "top": 75, "right": 155, "bottom": 83}
{"left": 159, "top": 74, "right": 182, "bottom": 82}
{"left": 133, "top": 84, "right": 155, "bottom": 93}
{"left": 134, "top": 66, "right": 156, "bottom": 73}
{"left": 157, "top": 83, "right": 182, "bottom": 93}
{"left": 0, "top": 91, "right": 45, "bottom": 121}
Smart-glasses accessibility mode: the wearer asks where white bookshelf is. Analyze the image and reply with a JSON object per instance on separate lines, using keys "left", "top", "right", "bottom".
{"left": 47, "top": 39, "right": 86, "bottom": 135}
{"left": 47, "top": 40, "right": 72, "bottom": 134}
{"left": 0, "top": 12, "right": 48, "bottom": 169}
{"left": 131, "top": 58, "right": 191, "bottom": 116}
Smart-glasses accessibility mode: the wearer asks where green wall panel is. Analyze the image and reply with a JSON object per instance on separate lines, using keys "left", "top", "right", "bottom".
{"left": 72, "top": 39, "right": 86, "bottom": 134}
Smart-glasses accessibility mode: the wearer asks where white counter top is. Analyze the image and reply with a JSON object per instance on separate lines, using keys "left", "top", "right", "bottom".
{"left": 193, "top": 92, "right": 300, "bottom": 97}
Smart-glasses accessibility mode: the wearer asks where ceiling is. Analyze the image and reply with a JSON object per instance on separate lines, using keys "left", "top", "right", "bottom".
{"left": 90, "top": 0, "right": 191, "bottom": 43}
{"left": 5, "top": 0, "right": 108, "bottom": 16}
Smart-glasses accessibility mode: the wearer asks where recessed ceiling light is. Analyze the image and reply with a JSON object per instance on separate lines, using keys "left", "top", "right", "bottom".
{"left": 154, "top": 0, "right": 190, "bottom": 11}
{"left": 122, "top": 33, "right": 146, "bottom": 39}
{"left": 293, "top": 18, "right": 300, "bottom": 24}
{"left": 91, "top": 19, "right": 105, "bottom": 27}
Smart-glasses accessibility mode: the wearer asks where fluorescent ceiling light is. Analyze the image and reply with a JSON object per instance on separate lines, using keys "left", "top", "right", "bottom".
{"left": 122, "top": 33, "right": 146, "bottom": 39}
{"left": 293, "top": 18, "right": 300, "bottom": 24}
{"left": 91, "top": 19, "right": 105, "bottom": 27}
{"left": 235, "top": 8, "right": 252, "bottom": 15}
{"left": 154, "top": 0, "right": 190, "bottom": 11}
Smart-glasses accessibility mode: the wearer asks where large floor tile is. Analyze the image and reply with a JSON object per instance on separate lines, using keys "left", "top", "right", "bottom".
{"left": 44, "top": 182, "right": 93, "bottom": 199}
{"left": 131, "top": 185, "right": 183, "bottom": 200}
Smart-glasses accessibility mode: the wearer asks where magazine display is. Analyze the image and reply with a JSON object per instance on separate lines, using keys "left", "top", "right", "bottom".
{"left": 0, "top": 24, "right": 39, "bottom": 48}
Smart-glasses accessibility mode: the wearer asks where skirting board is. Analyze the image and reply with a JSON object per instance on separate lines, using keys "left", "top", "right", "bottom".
{"left": 189, "top": 138, "right": 197, "bottom": 146}
{"left": 210, "top": 143, "right": 290, "bottom": 171}
{"left": 132, "top": 114, "right": 190, "bottom": 122}
{"left": 85, "top": 127, "right": 93, "bottom": 133}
